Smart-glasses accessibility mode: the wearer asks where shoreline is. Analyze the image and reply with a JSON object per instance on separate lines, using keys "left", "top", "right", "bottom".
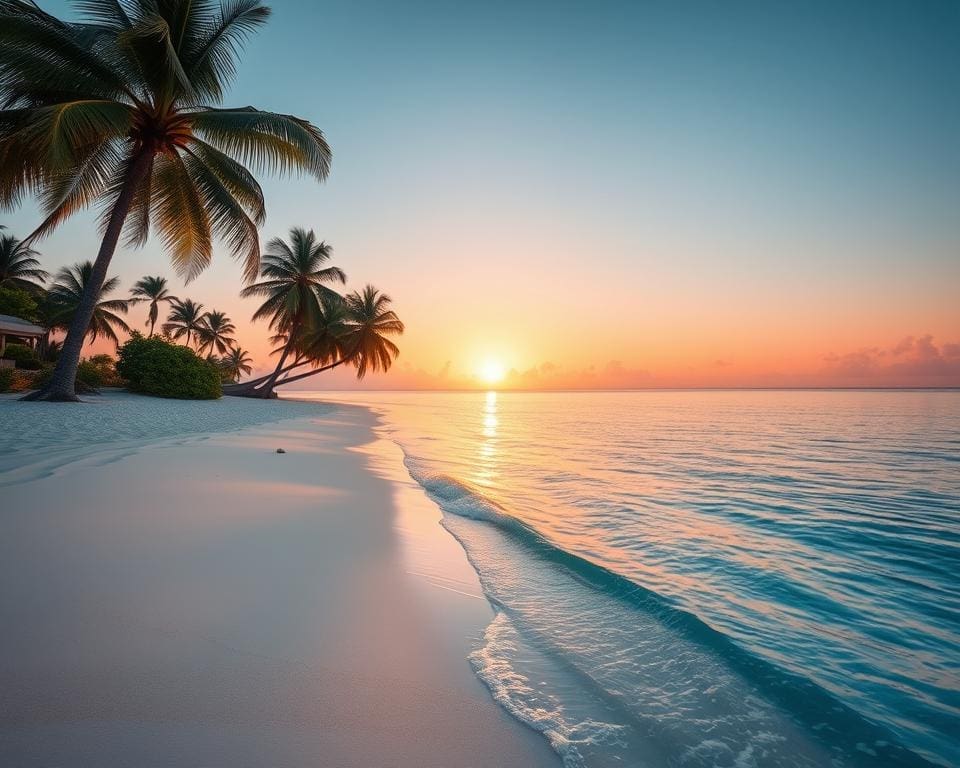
{"left": 0, "top": 393, "right": 557, "bottom": 767}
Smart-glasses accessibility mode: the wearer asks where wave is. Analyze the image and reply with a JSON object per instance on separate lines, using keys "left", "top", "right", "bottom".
{"left": 401, "top": 456, "right": 937, "bottom": 768}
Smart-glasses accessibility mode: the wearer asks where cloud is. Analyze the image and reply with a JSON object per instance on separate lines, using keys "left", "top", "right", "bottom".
{"left": 822, "top": 335, "right": 960, "bottom": 386}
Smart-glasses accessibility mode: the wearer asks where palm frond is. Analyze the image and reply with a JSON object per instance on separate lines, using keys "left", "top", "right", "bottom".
{"left": 191, "top": 107, "right": 331, "bottom": 180}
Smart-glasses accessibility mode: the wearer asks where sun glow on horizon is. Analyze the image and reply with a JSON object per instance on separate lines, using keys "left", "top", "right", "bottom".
{"left": 478, "top": 359, "right": 507, "bottom": 386}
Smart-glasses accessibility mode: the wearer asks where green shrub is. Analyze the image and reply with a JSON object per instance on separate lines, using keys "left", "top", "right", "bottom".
{"left": 0, "top": 286, "right": 40, "bottom": 323}
{"left": 116, "top": 333, "right": 222, "bottom": 400}
{"left": 86, "top": 353, "right": 124, "bottom": 387}
{"left": 0, "top": 367, "right": 13, "bottom": 393}
{"left": 29, "top": 362, "right": 102, "bottom": 393}
{"left": 1, "top": 343, "right": 37, "bottom": 364}
{"left": 76, "top": 360, "right": 105, "bottom": 389}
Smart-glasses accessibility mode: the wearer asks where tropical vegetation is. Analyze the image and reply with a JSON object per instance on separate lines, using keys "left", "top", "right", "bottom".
{"left": 197, "top": 309, "right": 236, "bottom": 357}
{"left": 128, "top": 276, "right": 177, "bottom": 337}
{"left": 224, "top": 284, "right": 403, "bottom": 398}
{"left": 0, "top": 232, "right": 48, "bottom": 292}
{"left": 46, "top": 261, "right": 131, "bottom": 346}
{"left": 162, "top": 298, "right": 206, "bottom": 348}
{"left": 1, "top": 0, "right": 331, "bottom": 400}
{"left": 238, "top": 227, "right": 345, "bottom": 395}
{"left": 0, "top": 1, "right": 403, "bottom": 401}
{"left": 117, "top": 333, "right": 221, "bottom": 400}
{"left": 218, "top": 346, "right": 253, "bottom": 382}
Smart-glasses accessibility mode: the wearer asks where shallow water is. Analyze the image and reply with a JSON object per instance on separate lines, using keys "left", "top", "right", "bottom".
{"left": 312, "top": 390, "right": 960, "bottom": 768}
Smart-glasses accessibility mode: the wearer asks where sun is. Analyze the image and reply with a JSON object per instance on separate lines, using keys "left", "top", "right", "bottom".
{"left": 479, "top": 359, "right": 506, "bottom": 385}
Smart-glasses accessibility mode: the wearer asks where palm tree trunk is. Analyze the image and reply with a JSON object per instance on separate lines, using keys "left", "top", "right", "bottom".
{"left": 22, "top": 150, "right": 153, "bottom": 402}
{"left": 221, "top": 354, "right": 307, "bottom": 394}
{"left": 254, "top": 326, "right": 298, "bottom": 398}
{"left": 148, "top": 304, "right": 157, "bottom": 337}
{"left": 223, "top": 357, "right": 349, "bottom": 398}
{"left": 267, "top": 356, "right": 351, "bottom": 387}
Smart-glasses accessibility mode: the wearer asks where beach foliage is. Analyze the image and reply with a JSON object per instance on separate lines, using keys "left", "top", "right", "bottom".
{"left": 117, "top": 333, "right": 221, "bottom": 399}
{"left": 46, "top": 261, "right": 131, "bottom": 347}
{"left": 197, "top": 309, "right": 237, "bottom": 357}
{"left": 239, "top": 227, "right": 345, "bottom": 395}
{"left": 0, "top": 285, "right": 40, "bottom": 322}
{"left": 87, "top": 353, "right": 124, "bottom": 387}
{"left": 1, "top": 0, "right": 331, "bottom": 399}
{"left": 129, "top": 276, "right": 178, "bottom": 337}
{"left": 30, "top": 359, "right": 104, "bottom": 393}
{"left": 1, "top": 342, "right": 40, "bottom": 368}
{"left": 163, "top": 298, "right": 205, "bottom": 348}
{"left": 217, "top": 346, "right": 253, "bottom": 382}
{"left": 0, "top": 366, "right": 13, "bottom": 392}
{"left": 0, "top": 232, "right": 48, "bottom": 293}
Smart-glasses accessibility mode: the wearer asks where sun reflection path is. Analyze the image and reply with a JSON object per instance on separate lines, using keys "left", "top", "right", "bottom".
{"left": 474, "top": 391, "right": 499, "bottom": 487}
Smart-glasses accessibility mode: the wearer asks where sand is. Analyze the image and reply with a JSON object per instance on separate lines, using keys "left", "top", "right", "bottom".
{"left": 0, "top": 392, "right": 557, "bottom": 767}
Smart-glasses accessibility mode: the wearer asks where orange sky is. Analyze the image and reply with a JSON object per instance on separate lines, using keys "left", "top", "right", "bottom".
{"left": 10, "top": 1, "right": 960, "bottom": 389}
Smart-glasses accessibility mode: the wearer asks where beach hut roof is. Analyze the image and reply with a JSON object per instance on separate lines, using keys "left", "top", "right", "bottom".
{"left": 0, "top": 314, "right": 45, "bottom": 337}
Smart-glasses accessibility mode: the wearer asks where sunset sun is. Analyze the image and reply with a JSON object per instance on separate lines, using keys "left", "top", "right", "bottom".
{"left": 479, "top": 359, "right": 506, "bottom": 385}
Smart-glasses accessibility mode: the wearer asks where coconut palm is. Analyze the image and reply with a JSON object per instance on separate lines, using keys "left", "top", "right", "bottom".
{"left": 46, "top": 261, "right": 130, "bottom": 347}
{"left": 273, "top": 286, "right": 403, "bottom": 387}
{"left": 239, "top": 228, "right": 345, "bottom": 396}
{"left": 197, "top": 309, "right": 236, "bottom": 356}
{"left": 222, "top": 292, "right": 347, "bottom": 397}
{"left": 219, "top": 346, "right": 253, "bottom": 382}
{"left": 1, "top": 0, "right": 331, "bottom": 400}
{"left": 128, "top": 276, "right": 177, "bottom": 337}
{"left": 163, "top": 298, "right": 205, "bottom": 348}
{"left": 0, "top": 232, "right": 48, "bottom": 293}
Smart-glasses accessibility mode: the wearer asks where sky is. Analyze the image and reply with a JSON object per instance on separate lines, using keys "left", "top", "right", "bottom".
{"left": 4, "top": 0, "right": 959, "bottom": 388}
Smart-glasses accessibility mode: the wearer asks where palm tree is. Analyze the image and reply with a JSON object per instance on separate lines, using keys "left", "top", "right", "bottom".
{"left": 2, "top": 0, "right": 331, "bottom": 401}
{"left": 262, "top": 286, "right": 403, "bottom": 392}
{"left": 46, "top": 261, "right": 130, "bottom": 347}
{"left": 219, "top": 346, "right": 253, "bottom": 382}
{"left": 0, "top": 232, "right": 48, "bottom": 293}
{"left": 163, "top": 298, "right": 205, "bottom": 348}
{"left": 197, "top": 309, "right": 236, "bottom": 357}
{"left": 128, "top": 276, "right": 177, "bottom": 336}
{"left": 240, "top": 228, "right": 345, "bottom": 396}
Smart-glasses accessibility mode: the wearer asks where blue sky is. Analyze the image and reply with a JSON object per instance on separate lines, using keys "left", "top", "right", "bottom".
{"left": 5, "top": 0, "right": 959, "bottom": 386}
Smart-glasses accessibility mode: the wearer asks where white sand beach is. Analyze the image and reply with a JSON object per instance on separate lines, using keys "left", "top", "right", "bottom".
{"left": 0, "top": 393, "right": 556, "bottom": 767}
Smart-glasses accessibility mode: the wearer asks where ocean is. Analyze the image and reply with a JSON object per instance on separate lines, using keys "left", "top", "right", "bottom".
{"left": 314, "top": 390, "right": 960, "bottom": 768}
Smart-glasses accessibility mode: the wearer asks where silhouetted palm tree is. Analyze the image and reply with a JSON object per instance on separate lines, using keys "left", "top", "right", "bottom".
{"left": 0, "top": 232, "right": 48, "bottom": 293}
{"left": 163, "top": 298, "right": 205, "bottom": 348}
{"left": 275, "top": 286, "right": 403, "bottom": 387}
{"left": 1, "top": 0, "right": 331, "bottom": 400}
{"left": 46, "top": 261, "right": 130, "bottom": 347}
{"left": 197, "top": 309, "right": 236, "bottom": 357}
{"left": 128, "top": 276, "right": 178, "bottom": 337}
{"left": 220, "top": 347, "right": 253, "bottom": 382}
{"left": 240, "top": 228, "right": 345, "bottom": 395}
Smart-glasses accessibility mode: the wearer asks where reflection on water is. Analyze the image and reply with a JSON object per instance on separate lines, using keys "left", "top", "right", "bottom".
{"left": 476, "top": 391, "right": 499, "bottom": 487}
{"left": 310, "top": 390, "right": 960, "bottom": 768}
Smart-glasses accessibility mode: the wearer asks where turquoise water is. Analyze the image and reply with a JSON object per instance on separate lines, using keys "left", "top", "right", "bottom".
{"left": 314, "top": 390, "right": 960, "bottom": 767}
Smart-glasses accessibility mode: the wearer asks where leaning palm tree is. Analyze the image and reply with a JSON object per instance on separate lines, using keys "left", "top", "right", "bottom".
{"left": 240, "top": 228, "right": 345, "bottom": 396}
{"left": 128, "top": 276, "right": 177, "bottom": 336}
{"left": 0, "top": 232, "right": 48, "bottom": 293}
{"left": 196, "top": 309, "right": 236, "bottom": 357}
{"left": 230, "top": 286, "right": 403, "bottom": 396}
{"left": 219, "top": 346, "right": 253, "bottom": 382}
{"left": 162, "top": 298, "right": 205, "bottom": 348}
{"left": 46, "top": 261, "right": 130, "bottom": 347}
{"left": 223, "top": 292, "right": 348, "bottom": 397}
{"left": 1, "top": 0, "right": 331, "bottom": 400}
